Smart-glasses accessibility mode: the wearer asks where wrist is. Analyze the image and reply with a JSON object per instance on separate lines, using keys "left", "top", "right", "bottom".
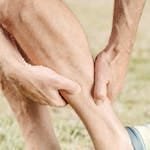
{"left": 102, "top": 42, "right": 131, "bottom": 63}
{"left": 1, "top": 58, "right": 28, "bottom": 79}
{"left": 107, "top": 31, "right": 134, "bottom": 53}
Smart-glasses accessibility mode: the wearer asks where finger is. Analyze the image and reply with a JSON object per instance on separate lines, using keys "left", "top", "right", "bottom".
{"left": 54, "top": 74, "right": 81, "bottom": 95}
{"left": 47, "top": 90, "right": 67, "bottom": 107}
{"left": 30, "top": 66, "right": 81, "bottom": 94}
{"left": 94, "top": 79, "right": 108, "bottom": 101}
{"left": 93, "top": 58, "right": 108, "bottom": 101}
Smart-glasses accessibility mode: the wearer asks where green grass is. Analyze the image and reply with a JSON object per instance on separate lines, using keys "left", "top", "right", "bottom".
{"left": 0, "top": 0, "right": 150, "bottom": 149}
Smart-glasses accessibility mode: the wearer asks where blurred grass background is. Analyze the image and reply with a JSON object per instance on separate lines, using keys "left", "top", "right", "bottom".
{"left": 0, "top": 0, "right": 150, "bottom": 149}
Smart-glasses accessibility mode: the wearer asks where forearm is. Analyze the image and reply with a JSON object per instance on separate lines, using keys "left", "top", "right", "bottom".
{"left": 108, "top": 0, "right": 146, "bottom": 55}
{"left": 89, "top": 2, "right": 145, "bottom": 148}
{"left": 93, "top": 0, "right": 146, "bottom": 100}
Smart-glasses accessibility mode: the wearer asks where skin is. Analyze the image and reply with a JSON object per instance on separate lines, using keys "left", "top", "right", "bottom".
{"left": 0, "top": 27, "right": 80, "bottom": 106}
{"left": 0, "top": 28, "right": 63, "bottom": 150}
{"left": 0, "top": 2, "right": 80, "bottom": 149}
{"left": 0, "top": 0, "right": 94, "bottom": 149}
{"left": 0, "top": 0, "right": 145, "bottom": 150}
{"left": 94, "top": 0, "right": 146, "bottom": 102}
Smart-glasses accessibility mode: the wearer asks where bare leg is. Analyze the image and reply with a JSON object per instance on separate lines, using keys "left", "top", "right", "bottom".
{"left": 1, "top": 74, "right": 60, "bottom": 150}
{"left": 2, "top": 0, "right": 132, "bottom": 149}
{"left": 0, "top": 28, "right": 60, "bottom": 150}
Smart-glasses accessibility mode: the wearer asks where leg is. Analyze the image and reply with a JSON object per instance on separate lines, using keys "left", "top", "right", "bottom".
{"left": 1, "top": 73, "right": 60, "bottom": 150}
{"left": 5, "top": 0, "right": 94, "bottom": 102}
{"left": 2, "top": 0, "right": 132, "bottom": 149}
{"left": 0, "top": 27, "right": 60, "bottom": 150}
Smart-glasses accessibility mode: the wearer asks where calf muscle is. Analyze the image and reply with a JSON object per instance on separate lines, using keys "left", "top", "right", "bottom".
{"left": 0, "top": 28, "right": 60, "bottom": 149}
{"left": 0, "top": 0, "right": 133, "bottom": 149}
{"left": 3, "top": 0, "right": 94, "bottom": 102}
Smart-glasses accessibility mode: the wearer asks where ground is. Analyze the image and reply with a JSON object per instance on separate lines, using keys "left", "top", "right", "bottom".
{"left": 0, "top": 0, "right": 150, "bottom": 149}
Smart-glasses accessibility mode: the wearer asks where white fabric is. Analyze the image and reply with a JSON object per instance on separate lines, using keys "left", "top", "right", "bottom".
{"left": 135, "top": 124, "right": 150, "bottom": 150}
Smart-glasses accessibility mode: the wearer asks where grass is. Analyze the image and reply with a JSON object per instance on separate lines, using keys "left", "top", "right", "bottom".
{"left": 0, "top": 0, "right": 150, "bottom": 149}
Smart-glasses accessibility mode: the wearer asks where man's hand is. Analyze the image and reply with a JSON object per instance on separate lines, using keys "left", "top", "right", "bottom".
{"left": 93, "top": 0, "right": 145, "bottom": 102}
{"left": 0, "top": 27, "right": 80, "bottom": 107}
{"left": 93, "top": 46, "right": 130, "bottom": 102}
{"left": 4, "top": 64, "right": 81, "bottom": 107}
{"left": 0, "top": 0, "right": 94, "bottom": 106}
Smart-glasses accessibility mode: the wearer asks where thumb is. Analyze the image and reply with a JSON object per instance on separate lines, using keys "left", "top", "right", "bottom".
{"left": 47, "top": 90, "right": 67, "bottom": 107}
{"left": 55, "top": 74, "right": 81, "bottom": 95}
